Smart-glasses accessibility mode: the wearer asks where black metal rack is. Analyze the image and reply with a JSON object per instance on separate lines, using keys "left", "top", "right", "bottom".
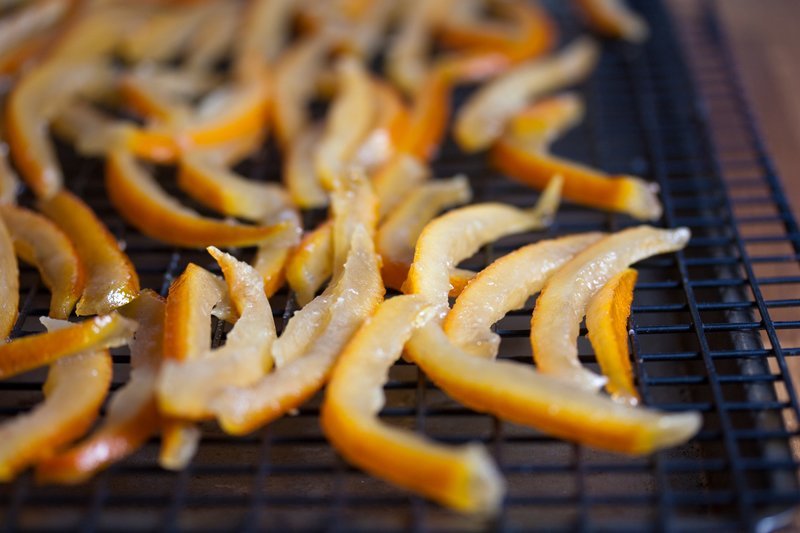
{"left": 2, "top": 0, "right": 800, "bottom": 530}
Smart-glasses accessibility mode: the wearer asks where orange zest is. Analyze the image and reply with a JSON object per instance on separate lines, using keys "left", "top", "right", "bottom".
{"left": 0, "top": 312, "right": 135, "bottom": 379}
{"left": 157, "top": 247, "right": 276, "bottom": 421}
{"left": 406, "top": 322, "right": 702, "bottom": 455}
{"left": 491, "top": 134, "right": 663, "bottom": 221}
{"left": 322, "top": 295, "right": 504, "bottom": 514}
{"left": 106, "top": 149, "right": 294, "bottom": 249}
{"left": 35, "top": 290, "right": 166, "bottom": 484}
{"left": 0, "top": 204, "right": 84, "bottom": 319}
{"left": 378, "top": 176, "right": 473, "bottom": 292}
{"left": 586, "top": 268, "right": 641, "bottom": 405}
{"left": 444, "top": 232, "right": 604, "bottom": 357}
{"left": 0, "top": 318, "right": 112, "bottom": 482}
{"left": 406, "top": 176, "right": 562, "bottom": 318}
{"left": 575, "top": 0, "right": 649, "bottom": 43}
{"left": 532, "top": 226, "right": 690, "bottom": 391}
{"left": 37, "top": 189, "right": 140, "bottom": 316}
{"left": 0, "top": 216, "right": 19, "bottom": 339}
{"left": 454, "top": 37, "right": 599, "bottom": 152}
{"left": 212, "top": 226, "right": 384, "bottom": 435}
{"left": 178, "top": 151, "right": 292, "bottom": 222}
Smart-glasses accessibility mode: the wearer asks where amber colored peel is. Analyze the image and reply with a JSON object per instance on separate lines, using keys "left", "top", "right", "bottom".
{"left": 396, "top": 66, "right": 452, "bottom": 161}
{"left": 36, "top": 290, "right": 166, "bottom": 484}
{"left": 322, "top": 295, "right": 504, "bottom": 514}
{"left": 38, "top": 189, "right": 139, "bottom": 316}
{"left": 0, "top": 319, "right": 111, "bottom": 482}
{"left": 575, "top": 0, "right": 649, "bottom": 43}
{"left": 407, "top": 323, "right": 701, "bottom": 455}
{"left": 0, "top": 216, "right": 19, "bottom": 340}
{"left": 212, "top": 226, "right": 384, "bottom": 435}
{"left": 178, "top": 151, "right": 292, "bottom": 222}
{"left": 406, "top": 176, "right": 562, "bottom": 318}
{"left": 372, "top": 154, "right": 430, "bottom": 219}
{"left": 286, "top": 221, "right": 334, "bottom": 307}
{"left": 253, "top": 211, "right": 302, "bottom": 298}
{"left": 352, "top": 80, "right": 408, "bottom": 171}
{"left": 0, "top": 204, "right": 84, "bottom": 319}
{"left": 491, "top": 136, "right": 662, "bottom": 221}
{"left": 532, "top": 226, "right": 690, "bottom": 392}
{"left": 106, "top": 149, "right": 293, "bottom": 249}
{"left": 586, "top": 268, "right": 640, "bottom": 405}
{"left": 506, "top": 93, "right": 585, "bottom": 149}
{"left": 444, "top": 233, "right": 604, "bottom": 358}
{"left": 284, "top": 125, "right": 328, "bottom": 209}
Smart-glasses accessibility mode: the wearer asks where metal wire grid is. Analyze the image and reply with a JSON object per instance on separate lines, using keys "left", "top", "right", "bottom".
{"left": 0, "top": 0, "right": 799, "bottom": 531}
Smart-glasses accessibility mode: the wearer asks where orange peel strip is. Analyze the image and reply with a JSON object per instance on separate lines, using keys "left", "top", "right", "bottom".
{"left": 505, "top": 92, "right": 586, "bottom": 150}
{"left": 160, "top": 262, "right": 226, "bottom": 470}
{"left": 0, "top": 204, "right": 84, "bottom": 320}
{"left": 586, "top": 268, "right": 641, "bottom": 405}
{"left": 444, "top": 232, "right": 604, "bottom": 358}
{"left": 396, "top": 66, "right": 452, "bottom": 161}
{"left": 253, "top": 210, "right": 302, "bottom": 298}
{"left": 52, "top": 101, "right": 129, "bottom": 157}
{"left": 120, "top": 2, "right": 212, "bottom": 63}
{"left": 284, "top": 124, "right": 328, "bottom": 209}
{"left": 178, "top": 151, "right": 292, "bottom": 222}
{"left": 106, "top": 149, "right": 293, "bottom": 249}
{"left": 212, "top": 226, "right": 384, "bottom": 435}
{"left": 322, "top": 295, "right": 504, "bottom": 514}
{"left": 35, "top": 290, "right": 166, "bottom": 484}
{"left": 0, "top": 318, "right": 112, "bottom": 482}
{"left": 454, "top": 37, "right": 600, "bottom": 152}
{"left": 339, "top": 0, "right": 397, "bottom": 60}
{"left": 286, "top": 221, "right": 334, "bottom": 307}
{"left": 7, "top": 59, "right": 113, "bottom": 198}
{"left": 353, "top": 80, "right": 409, "bottom": 172}
{"left": 234, "top": 0, "right": 294, "bottom": 73}
{"left": 157, "top": 247, "right": 276, "bottom": 420}
{"left": 331, "top": 171, "right": 379, "bottom": 278}
{"left": 372, "top": 154, "right": 430, "bottom": 219}
{"left": 436, "top": 0, "right": 557, "bottom": 64}
{"left": 0, "top": 0, "right": 68, "bottom": 76}
{"left": 315, "top": 56, "right": 377, "bottom": 190}
{"left": 378, "top": 176, "right": 473, "bottom": 292}
{"left": 532, "top": 226, "right": 690, "bottom": 392}
{"left": 575, "top": 0, "right": 649, "bottom": 43}
{"left": 407, "top": 176, "right": 562, "bottom": 318}
{"left": 0, "top": 216, "right": 18, "bottom": 339}
{"left": 0, "top": 312, "right": 135, "bottom": 380}
{"left": 406, "top": 322, "right": 702, "bottom": 455}
{"left": 119, "top": 68, "right": 191, "bottom": 126}
{"left": 185, "top": 0, "right": 238, "bottom": 71}
{"left": 273, "top": 34, "right": 332, "bottom": 148}
{"left": 38, "top": 189, "right": 140, "bottom": 316}
{"left": 0, "top": 145, "right": 20, "bottom": 205}
{"left": 491, "top": 135, "right": 663, "bottom": 221}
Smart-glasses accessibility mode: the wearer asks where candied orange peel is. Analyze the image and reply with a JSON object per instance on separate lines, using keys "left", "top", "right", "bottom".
{"left": 0, "top": 215, "right": 19, "bottom": 340}
{"left": 586, "top": 267, "right": 641, "bottom": 405}
{"left": 532, "top": 226, "right": 690, "bottom": 391}
{"left": 323, "top": 295, "right": 504, "bottom": 514}
{"left": 575, "top": 0, "right": 649, "bottom": 43}
{"left": 0, "top": 204, "right": 84, "bottom": 319}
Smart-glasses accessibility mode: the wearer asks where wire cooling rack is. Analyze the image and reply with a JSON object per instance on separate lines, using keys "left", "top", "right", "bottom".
{"left": 2, "top": 0, "right": 800, "bottom": 531}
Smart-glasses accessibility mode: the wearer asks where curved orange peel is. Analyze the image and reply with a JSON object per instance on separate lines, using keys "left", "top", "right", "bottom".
{"left": 157, "top": 247, "right": 276, "bottom": 420}
{"left": 0, "top": 146, "right": 20, "bottom": 204}
{"left": 315, "top": 56, "right": 377, "bottom": 190}
{"left": 322, "top": 295, "right": 504, "bottom": 514}
{"left": 0, "top": 318, "right": 111, "bottom": 482}
{"left": 444, "top": 232, "right": 604, "bottom": 358}
{"left": 454, "top": 37, "right": 599, "bottom": 152}
{"left": 284, "top": 124, "right": 328, "bottom": 209}
{"left": 212, "top": 226, "right": 384, "bottom": 435}
{"left": 0, "top": 312, "right": 135, "bottom": 380}
{"left": 532, "top": 226, "right": 690, "bottom": 392}
{"left": 234, "top": 0, "right": 294, "bottom": 75}
{"left": 505, "top": 92, "right": 586, "bottom": 150}
{"left": 586, "top": 268, "right": 641, "bottom": 405}
{"left": 378, "top": 176, "right": 473, "bottom": 292}
{"left": 35, "top": 290, "right": 166, "bottom": 484}
{"left": 353, "top": 80, "right": 409, "bottom": 172}
{"left": 372, "top": 154, "right": 430, "bottom": 219}
{"left": 37, "top": 189, "right": 140, "bottom": 316}
{"left": 286, "top": 221, "right": 334, "bottom": 307}
{"left": 407, "top": 176, "right": 562, "bottom": 318}
{"left": 406, "top": 322, "right": 702, "bottom": 455}
{"left": 575, "top": 0, "right": 649, "bottom": 43}
{"left": 178, "top": 151, "right": 292, "bottom": 222}
{"left": 0, "top": 216, "right": 18, "bottom": 340}
{"left": 106, "top": 149, "right": 293, "bottom": 249}
{"left": 492, "top": 135, "right": 663, "bottom": 221}
{"left": 0, "top": 204, "right": 84, "bottom": 319}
